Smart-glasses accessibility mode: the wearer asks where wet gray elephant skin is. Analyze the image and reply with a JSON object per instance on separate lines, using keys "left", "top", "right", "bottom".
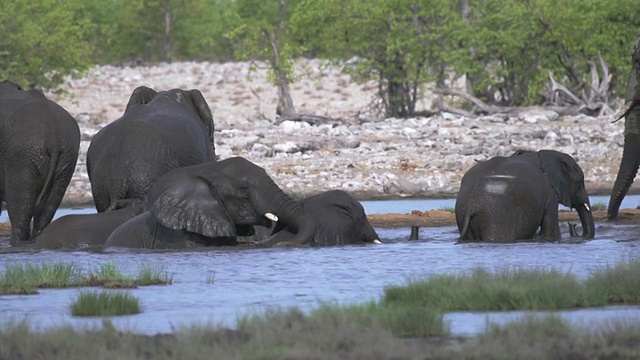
{"left": 0, "top": 80, "right": 80, "bottom": 245}
{"left": 86, "top": 86, "right": 216, "bottom": 213}
{"left": 34, "top": 205, "right": 143, "bottom": 249}
{"left": 608, "top": 37, "right": 640, "bottom": 220}
{"left": 455, "top": 149, "right": 595, "bottom": 243}
{"left": 105, "top": 157, "right": 315, "bottom": 249}
{"left": 264, "top": 190, "right": 382, "bottom": 247}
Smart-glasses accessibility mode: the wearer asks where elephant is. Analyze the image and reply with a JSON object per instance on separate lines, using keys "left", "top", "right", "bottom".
{"left": 0, "top": 80, "right": 81, "bottom": 244}
{"left": 34, "top": 204, "right": 143, "bottom": 249}
{"left": 455, "top": 149, "right": 595, "bottom": 243}
{"left": 104, "top": 157, "right": 315, "bottom": 249}
{"left": 263, "top": 190, "right": 382, "bottom": 247}
{"left": 86, "top": 85, "right": 216, "bottom": 213}
{"left": 608, "top": 37, "right": 640, "bottom": 220}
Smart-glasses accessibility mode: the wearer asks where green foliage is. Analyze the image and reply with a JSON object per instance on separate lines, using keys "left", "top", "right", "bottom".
{"left": 292, "top": 0, "right": 472, "bottom": 117}
{"left": 0, "top": 0, "right": 93, "bottom": 89}
{"left": 462, "top": 0, "right": 640, "bottom": 105}
{"left": 228, "top": 0, "right": 305, "bottom": 85}
{"left": 2, "top": 0, "right": 638, "bottom": 111}
{"left": 77, "top": 0, "right": 238, "bottom": 64}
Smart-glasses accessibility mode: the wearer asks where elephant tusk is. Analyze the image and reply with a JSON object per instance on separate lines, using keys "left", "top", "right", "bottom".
{"left": 584, "top": 203, "right": 590, "bottom": 212}
{"left": 373, "top": 239, "right": 382, "bottom": 244}
{"left": 264, "top": 213, "right": 279, "bottom": 222}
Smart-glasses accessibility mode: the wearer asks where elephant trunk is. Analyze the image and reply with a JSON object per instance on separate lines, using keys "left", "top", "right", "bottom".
{"left": 266, "top": 189, "right": 315, "bottom": 245}
{"left": 607, "top": 133, "right": 640, "bottom": 220}
{"left": 574, "top": 203, "right": 595, "bottom": 239}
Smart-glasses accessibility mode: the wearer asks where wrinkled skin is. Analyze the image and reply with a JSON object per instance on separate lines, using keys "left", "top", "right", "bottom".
{"left": 87, "top": 86, "right": 215, "bottom": 212}
{"left": 608, "top": 37, "right": 640, "bottom": 220}
{"left": 264, "top": 190, "right": 382, "bottom": 247}
{"left": 0, "top": 80, "right": 80, "bottom": 244}
{"left": 455, "top": 149, "right": 595, "bottom": 243}
{"left": 105, "top": 157, "right": 315, "bottom": 249}
{"left": 34, "top": 204, "right": 143, "bottom": 249}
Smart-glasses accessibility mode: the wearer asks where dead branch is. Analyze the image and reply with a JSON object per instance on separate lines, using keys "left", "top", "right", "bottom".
{"left": 433, "top": 87, "right": 587, "bottom": 118}
{"left": 249, "top": 87, "right": 268, "bottom": 121}
{"left": 275, "top": 113, "right": 340, "bottom": 126}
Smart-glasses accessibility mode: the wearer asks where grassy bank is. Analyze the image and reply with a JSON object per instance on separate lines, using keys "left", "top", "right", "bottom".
{"left": 383, "top": 260, "right": 640, "bottom": 312}
{"left": 0, "top": 262, "right": 172, "bottom": 295}
{"left": 2, "top": 313, "right": 640, "bottom": 359}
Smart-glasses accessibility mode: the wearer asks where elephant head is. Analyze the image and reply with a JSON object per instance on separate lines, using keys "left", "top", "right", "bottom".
{"left": 264, "top": 190, "right": 382, "bottom": 247}
{"left": 522, "top": 149, "right": 595, "bottom": 239}
{"left": 106, "top": 157, "right": 315, "bottom": 248}
{"left": 125, "top": 85, "right": 215, "bottom": 146}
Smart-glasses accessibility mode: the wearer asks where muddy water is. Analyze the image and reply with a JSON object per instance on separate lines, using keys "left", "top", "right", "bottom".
{"left": 1, "top": 199, "right": 640, "bottom": 336}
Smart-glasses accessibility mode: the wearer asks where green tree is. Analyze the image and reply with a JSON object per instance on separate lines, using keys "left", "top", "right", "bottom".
{"left": 293, "top": 0, "right": 467, "bottom": 118}
{"left": 229, "top": 0, "right": 306, "bottom": 118}
{"left": 461, "top": 0, "right": 640, "bottom": 108}
{"left": 0, "top": 0, "right": 93, "bottom": 89}
{"left": 84, "top": 0, "right": 234, "bottom": 65}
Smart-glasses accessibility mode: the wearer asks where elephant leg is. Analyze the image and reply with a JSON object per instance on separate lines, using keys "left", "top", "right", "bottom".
{"left": 538, "top": 205, "right": 561, "bottom": 241}
{"left": 5, "top": 168, "right": 39, "bottom": 244}
{"left": 608, "top": 133, "right": 640, "bottom": 220}
{"left": 32, "top": 162, "right": 76, "bottom": 239}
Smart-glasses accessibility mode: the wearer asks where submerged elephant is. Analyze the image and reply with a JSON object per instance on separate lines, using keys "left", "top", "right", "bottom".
{"left": 34, "top": 204, "right": 143, "bottom": 249}
{"left": 264, "top": 190, "right": 382, "bottom": 247}
{"left": 608, "top": 37, "right": 640, "bottom": 219}
{"left": 87, "top": 86, "right": 216, "bottom": 212}
{"left": 0, "top": 80, "right": 81, "bottom": 244}
{"left": 105, "top": 157, "right": 315, "bottom": 249}
{"left": 455, "top": 149, "right": 595, "bottom": 242}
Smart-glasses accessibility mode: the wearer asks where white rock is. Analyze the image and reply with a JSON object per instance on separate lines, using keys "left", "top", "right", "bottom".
{"left": 272, "top": 142, "right": 300, "bottom": 154}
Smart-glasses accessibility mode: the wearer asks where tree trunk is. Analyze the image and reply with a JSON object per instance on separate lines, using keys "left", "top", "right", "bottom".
{"left": 163, "top": 0, "right": 171, "bottom": 62}
{"left": 275, "top": 67, "right": 297, "bottom": 117}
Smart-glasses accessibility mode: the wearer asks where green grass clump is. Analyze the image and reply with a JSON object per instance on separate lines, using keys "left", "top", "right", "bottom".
{"left": 590, "top": 202, "right": 607, "bottom": 211}
{"left": 70, "top": 290, "right": 141, "bottom": 317}
{"left": 583, "top": 259, "right": 640, "bottom": 305}
{"left": 136, "top": 264, "right": 172, "bottom": 286}
{"left": 0, "top": 262, "right": 83, "bottom": 293}
{"left": 86, "top": 263, "right": 136, "bottom": 288}
{"left": 0, "top": 262, "right": 172, "bottom": 295}
{"left": 383, "top": 267, "right": 586, "bottom": 311}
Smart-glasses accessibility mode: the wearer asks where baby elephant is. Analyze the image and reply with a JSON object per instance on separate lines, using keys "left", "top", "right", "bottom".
{"left": 264, "top": 190, "right": 382, "bottom": 247}
{"left": 34, "top": 205, "right": 143, "bottom": 249}
{"left": 455, "top": 149, "right": 595, "bottom": 243}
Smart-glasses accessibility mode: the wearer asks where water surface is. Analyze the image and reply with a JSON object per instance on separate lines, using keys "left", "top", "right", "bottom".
{"left": 1, "top": 198, "right": 640, "bottom": 337}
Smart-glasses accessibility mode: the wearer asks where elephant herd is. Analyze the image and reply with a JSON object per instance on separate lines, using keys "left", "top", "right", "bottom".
{"left": 0, "top": 80, "right": 381, "bottom": 250}
{"left": 1, "top": 70, "right": 638, "bottom": 249}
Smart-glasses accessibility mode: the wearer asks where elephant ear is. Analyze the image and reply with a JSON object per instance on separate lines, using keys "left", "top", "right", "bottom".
{"left": 125, "top": 86, "right": 158, "bottom": 112}
{"left": 149, "top": 175, "right": 235, "bottom": 238}
{"left": 187, "top": 89, "right": 215, "bottom": 145}
{"left": 539, "top": 150, "right": 578, "bottom": 207}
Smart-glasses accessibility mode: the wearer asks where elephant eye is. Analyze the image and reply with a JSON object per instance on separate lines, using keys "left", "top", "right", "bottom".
{"left": 236, "top": 184, "right": 251, "bottom": 198}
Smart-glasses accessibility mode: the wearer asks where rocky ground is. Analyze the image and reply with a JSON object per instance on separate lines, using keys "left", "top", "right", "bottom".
{"left": 47, "top": 58, "right": 635, "bottom": 207}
